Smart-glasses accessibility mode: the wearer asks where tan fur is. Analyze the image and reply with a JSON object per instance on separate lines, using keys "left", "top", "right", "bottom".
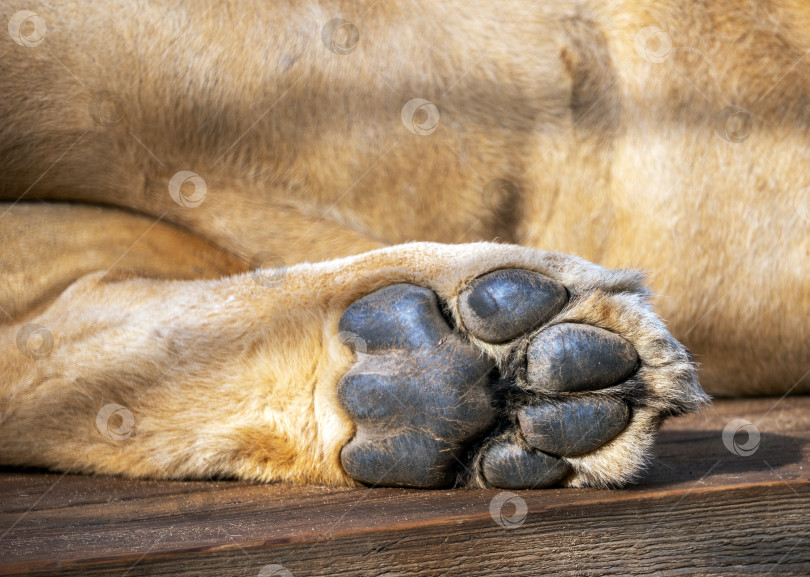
{"left": 0, "top": 0, "right": 807, "bottom": 486}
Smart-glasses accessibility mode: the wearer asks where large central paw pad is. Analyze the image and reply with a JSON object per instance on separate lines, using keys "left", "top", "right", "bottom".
{"left": 338, "top": 285, "right": 494, "bottom": 487}
{"left": 336, "top": 267, "right": 702, "bottom": 489}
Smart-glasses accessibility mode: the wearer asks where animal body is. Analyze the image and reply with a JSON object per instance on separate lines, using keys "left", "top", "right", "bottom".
{"left": 1, "top": 0, "right": 807, "bottom": 488}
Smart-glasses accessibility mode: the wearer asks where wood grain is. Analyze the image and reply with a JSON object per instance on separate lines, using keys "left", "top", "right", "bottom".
{"left": 1, "top": 397, "right": 808, "bottom": 576}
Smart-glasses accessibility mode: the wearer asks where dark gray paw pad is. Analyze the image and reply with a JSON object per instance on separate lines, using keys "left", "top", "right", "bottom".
{"left": 459, "top": 269, "right": 567, "bottom": 343}
{"left": 337, "top": 284, "right": 495, "bottom": 488}
{"left": 481, "top": 440, "right": 571, "bottom": 489}
{"left": 341, "top": 433, "right": 457, "bottom": 488}
{"left": 338, "top": 284, "right": 449, "bottom": 351}
{"left": 517, "top": 397, "right": 630, "bottom": 456}
{"left": 338, "top": 351, "right": 494, "bottom": 432}
{"left": 527, "top": 323, "right": 638, "bottom": 392}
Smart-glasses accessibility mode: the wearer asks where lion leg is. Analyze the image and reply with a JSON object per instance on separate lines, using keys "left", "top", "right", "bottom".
{"left": 1, "top": 260, "right": 355, "bottom": 485}
{"left": 0, "top": 241, "right": 708, "bottom": 487}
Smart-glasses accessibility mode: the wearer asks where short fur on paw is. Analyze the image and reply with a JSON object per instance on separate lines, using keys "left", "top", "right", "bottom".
{"left": 336, "top": 266, "right": 708, "bottom": 489}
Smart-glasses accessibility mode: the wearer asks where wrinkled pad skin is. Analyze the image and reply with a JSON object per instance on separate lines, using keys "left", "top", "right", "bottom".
{"left": 518, "top": 397, "right": 630, "bottom": 456}
{"left": 340, "top": 433, "right": 460, "bottom": 489}
{"left": 459, "top": 269, "right": 568, "bottom": 343}
{"left": 339, "top": 350, "right": 493, "bottom": 434}
{"left": 338, "top": 284, "right": 494, "bottom": 488}
{"left": 527, "top": 323, "right": 639, "bottom": 392}
{"left": 481, "top": 440, "right": 571, "bottom": 489}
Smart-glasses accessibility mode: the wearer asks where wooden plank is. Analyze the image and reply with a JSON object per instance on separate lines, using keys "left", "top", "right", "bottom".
{"left": 1, "top": 397, "right": 808, "bottom": 576}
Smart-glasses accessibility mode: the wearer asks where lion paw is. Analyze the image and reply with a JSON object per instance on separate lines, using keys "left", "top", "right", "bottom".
{"left": 336, "top": 267, "right": 707, "bottom": 489}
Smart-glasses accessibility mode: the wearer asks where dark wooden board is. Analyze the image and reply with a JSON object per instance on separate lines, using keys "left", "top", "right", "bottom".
{"left": 1, "top": 397, "right": 808, "bottom": 576}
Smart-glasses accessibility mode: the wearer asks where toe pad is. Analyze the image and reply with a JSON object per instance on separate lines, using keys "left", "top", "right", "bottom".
{"left": 459, "top": 269, "right": 567, "bottom": 343}
{"left": 518, "top": 397, "right": 630, "bottom": 456}
{"left": 481, "top": 440, "right": 571, "bottom": 489}
{"left": 527, "top": 323, "right": 638, "bottom": 392}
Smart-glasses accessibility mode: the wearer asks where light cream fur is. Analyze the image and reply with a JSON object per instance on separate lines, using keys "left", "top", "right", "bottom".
{"left": 1, "top": 0, "right": 807, "bottom": 486}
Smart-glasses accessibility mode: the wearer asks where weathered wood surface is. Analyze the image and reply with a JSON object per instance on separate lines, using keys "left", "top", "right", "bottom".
{"left": 1, "top": 397, "right": 808, "bottom": 576}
